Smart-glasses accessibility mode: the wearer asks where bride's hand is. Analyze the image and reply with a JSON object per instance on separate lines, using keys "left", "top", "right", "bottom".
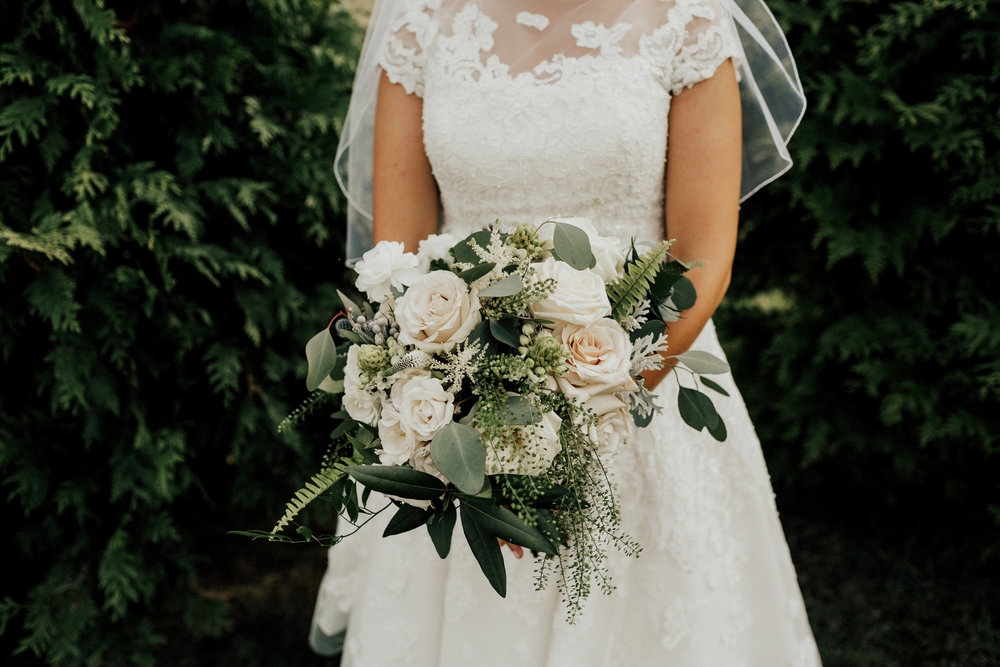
{"left": 498, "top": 538, "right": 524, "bottom": 559}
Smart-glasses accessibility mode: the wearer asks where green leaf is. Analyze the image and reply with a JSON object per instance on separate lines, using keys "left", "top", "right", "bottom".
{"left": 467, "top": 321, "right": 499, "bottom": 357}
{"left": 337, "top": 289, "right": 363, "bottom": 316}
{"left": 670, "top": 276, "right": 697, "bottom": 311}
{"left": 699, "top": 377, "right": 730, "bottom": 397}
{"left": 650, "top": 260, "right": 687, "bottom": 297}
{"left": 677, "top": 387, "right": 720, "bottom": 432}
{"left": 346, "top": 465, "right": 447, "bottom": 500}
{"left": 550, "top": 222, "right": 596, "bottom": 270}
{"left": 460, "top": 500, "right": 558, "bottom": 555}
{"left": 707, "top": 416, "right": 728, "bottom": 442}
{"left": 458, "top": 262, "right": 495, "bottom": 283}
{"left": 343, "top": 481, "right": 359, "bottom": 522}
{"left": 479, "top": 274, "right": 523, "bottom": 297}
{"left": 631, "top": 405, "right": 655, "bottom": 428}
{"left": 630, "top": 318, "right": 665, "bottom": 344}
{"left": 460, "top": 503, "right": 506, "bottom": 597}
{"left": 383, "top": 503, "right": 432, "bottom": 537}
{"left": 676, "top": 350, "right": 730, "bottom": 375}
{"left": 431, "top": 422, "right": 487, "bottom": 494}
{"left": 427, "top": 503, "right": 457, "bottom": 558}
{"left": 505, "top": 394, "right": 542, "bottom": 425}
{"left": 452, "top": 230, "right": 492, "bottom": 264}
{"left": 305, "top": 327, "right": 338, "bottom": 391}
{"left": 489, "top": 319, "right": 522, "bottom": 348}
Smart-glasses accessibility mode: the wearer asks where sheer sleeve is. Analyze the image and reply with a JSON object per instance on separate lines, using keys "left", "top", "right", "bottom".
{"left": 378, "top": 0, "right": 441, "bottom": 97}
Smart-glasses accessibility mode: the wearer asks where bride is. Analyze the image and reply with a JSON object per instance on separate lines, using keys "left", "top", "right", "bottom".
{"left": 310, "top": 0, "right": 820, "bottom": 664}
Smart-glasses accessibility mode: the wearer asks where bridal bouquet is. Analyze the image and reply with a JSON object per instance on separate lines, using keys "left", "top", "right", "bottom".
{"left": 237, "top": 218, "right": 731, "bottom": 618}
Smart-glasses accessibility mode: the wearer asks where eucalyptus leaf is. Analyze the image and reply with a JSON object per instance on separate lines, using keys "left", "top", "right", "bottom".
{"left": 677, "top": 387, "right": 720, "bottom": 432}
{"left": 461, "top": 503, "right": 507, "bottom": 597}
{"left": 506, "top": 394, "right": 542, "bottom": 425}
{"left": 346, "top": 465, "right": 447, "bottom": 500}
{"left": 336, "top": 289, "right": 362, "bottom": 316}
{"left": 489, "top": 319, "right": 522, "bottom": 348}
{"left": 383, "top": 503, "right": 432, "bottom": 537}
{"left": 431, "top": 422, "right": 487, "bottom": 494}
{"left": 461, "top": 500, "right": 558, "bottom": 555}
{"left": 649, "top": 262, "right": 685, "bottom": 297}
{"left": 452, "top": 230, "right": 492, "bottom": 264}
{"left": 699, "top": 377, "right": 730, "bottom": 397}
{"left": 427, "top": 503, "right": 457, "bottom": 558}
{"left": 479, "top": 274, "right": 523, "bottom": 298}
{"left": 467, "top": 321, "right": 498, "bottom": 357}
{"left": 304, "top": 327, "right": 338, "bottom": 391}
{"left": 657, "top": 299, "right": 681, "bottom": 323}
{"left": 550, "top": 222, "right": 596, "bottom": 270}
{"left": 670, "top": 275, "right": 697, "bottom": 311}
{"left": 676, "top": 350, "right": 731, "bottom": 375}
{"left": 458, "top": 262, "right": 496, "bottom": 283}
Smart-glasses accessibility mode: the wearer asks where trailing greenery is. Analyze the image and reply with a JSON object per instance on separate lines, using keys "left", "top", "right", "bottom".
{"left": 715, "top": 0, "right": 1000, "bottom": 550}
{"left": 0, "top": 1, "right": 358, "bottom": 664}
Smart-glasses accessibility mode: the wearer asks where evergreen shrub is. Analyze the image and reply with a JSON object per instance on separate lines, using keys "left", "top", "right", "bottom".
{"left": 0, "top": 1, "right": 358, "bottom": 664}
{"left": 716, "top": 0, "right": 1000, "bottom": 545}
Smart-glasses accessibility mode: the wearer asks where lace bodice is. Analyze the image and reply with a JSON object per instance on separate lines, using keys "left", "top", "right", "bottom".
{"left": 380, "top": 0, "right": 742, "bottom": 242}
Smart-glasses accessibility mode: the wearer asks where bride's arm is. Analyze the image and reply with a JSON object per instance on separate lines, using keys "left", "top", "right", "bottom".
{"left": 372, "top": 72, "right": 439, "bottom": 250}
{"left": 643, "top": 59, "right": 742, "bottom": 390}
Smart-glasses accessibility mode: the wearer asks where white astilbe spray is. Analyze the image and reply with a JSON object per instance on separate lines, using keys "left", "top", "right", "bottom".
{"left": 621, "top": 299, "right": 651, "bottom": 332}
{"left": 431, "top": 340, "right": 486, "bottom": 392}
{"left": 629, "top": 331, "right": 670, "bottom": 376}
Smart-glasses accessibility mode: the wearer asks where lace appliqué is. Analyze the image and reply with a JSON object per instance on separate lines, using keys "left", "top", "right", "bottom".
{"left": 515, "top": 11, "right": 549, "bottom": 31}
{"left": 380, "top": 0, "right": 442, "bottom": 96}
{"left": 571, "top": 21, "right": 632, "bottom": 56}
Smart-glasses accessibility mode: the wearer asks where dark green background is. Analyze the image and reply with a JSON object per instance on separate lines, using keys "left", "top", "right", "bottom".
{"left": 1, "top": 0, "right": 997, "bottom": 664}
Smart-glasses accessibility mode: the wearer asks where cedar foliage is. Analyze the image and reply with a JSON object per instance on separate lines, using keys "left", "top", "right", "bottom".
{"left": 716, "top": 0, "right": 1000, "bottom": 546}
{"left": 0, "top": 1, "right": 358, "bottom": 664}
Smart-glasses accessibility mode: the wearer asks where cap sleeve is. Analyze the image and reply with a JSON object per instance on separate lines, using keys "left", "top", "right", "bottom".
{"left": 641, "top": 0, "right": 743, "bottom": 95}
{"left": 378, "top": 0, "right": 441, "bottom": 98}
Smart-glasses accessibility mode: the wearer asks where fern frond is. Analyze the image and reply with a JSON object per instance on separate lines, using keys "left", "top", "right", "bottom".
{"left": 606, "top": 241, "right": 672, "bottom": 321}
{"left": 271, "top": 467, "right": 345, "bottom": 535}
{"left": 276, "top": 390, "right": 331, "bottom": 434}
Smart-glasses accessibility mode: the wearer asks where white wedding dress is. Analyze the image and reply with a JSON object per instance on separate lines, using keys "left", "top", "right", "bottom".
{"left": 311, "top": 1, "right": 821, "bottom": 665}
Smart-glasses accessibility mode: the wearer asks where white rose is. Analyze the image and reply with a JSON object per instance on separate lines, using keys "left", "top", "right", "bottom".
{"left": 530, "top": 257, "right": 612, "bottom": 326}
{"left": 417, "top": 233, "right": 459, "bottom": 273}
{"left": 354, "top": 241, "right": 420, "bottom": 303}
{"left": 582, "top": 393, "right": 633, "bottom": 455}
{"left": 485, "top": 411, "right": 562, "bottom": 476}
{"left": 390, "top": 370, "right": 455, "bottom": 441}
{"left": 537, "top": 217, "right": 626, "bottom": 283}
{"left": 376, "top": 401, "right": 420, "bottom": 466}
{"left": 409, "top": 443, "right": 448, "bottom": 483}
{"left": 340, "top": 346, "right": 380, "bottom": 425}
{"left": 395, "top": 270, "right": 482, "bottom": 353}
{"left": 558, "top": 318, "right": 637, "bottom": 397}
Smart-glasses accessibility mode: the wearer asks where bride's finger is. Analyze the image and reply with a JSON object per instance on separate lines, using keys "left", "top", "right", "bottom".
{"left": 498, "top": 538, "right": 523, "bottom": 559}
